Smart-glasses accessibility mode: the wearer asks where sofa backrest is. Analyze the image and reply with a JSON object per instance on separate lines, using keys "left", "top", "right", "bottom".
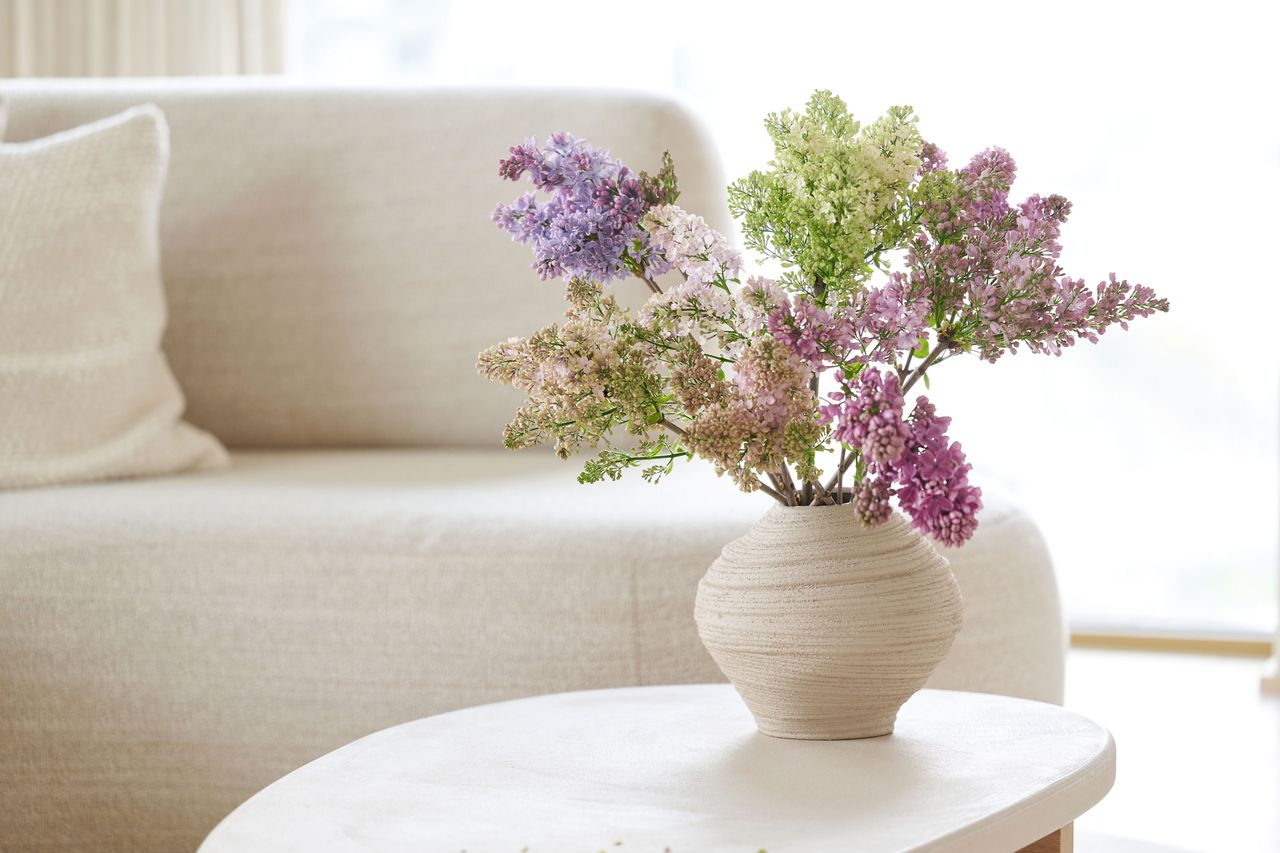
{"left": 0, "top": 80, "right": 730, "bottom": 448}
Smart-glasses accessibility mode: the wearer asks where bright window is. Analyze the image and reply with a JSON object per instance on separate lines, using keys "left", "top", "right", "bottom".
{"left": 287, "top": 0, "right": 1279, "bottom": 637}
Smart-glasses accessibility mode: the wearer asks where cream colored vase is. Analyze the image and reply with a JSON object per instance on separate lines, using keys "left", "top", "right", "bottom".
{"left": 695, "top": 503, "right": 963, "bottom": 740}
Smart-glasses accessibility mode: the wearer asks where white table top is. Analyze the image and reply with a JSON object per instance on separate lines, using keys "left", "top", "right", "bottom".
{"left": 200, "top": 685, "right": 1115, "bottom": 853}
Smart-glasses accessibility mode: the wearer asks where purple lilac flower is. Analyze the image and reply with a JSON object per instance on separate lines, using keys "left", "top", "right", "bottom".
{"left": 493, "top": 132, "right": 667, "bottom": 281}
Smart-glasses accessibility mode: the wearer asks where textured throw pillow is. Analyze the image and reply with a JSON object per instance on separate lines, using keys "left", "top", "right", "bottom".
{"left": 0, "top": 105, "right": 228, "bottom": 489}
{"left": 0, "top": 96, "right": 7, "bottom": 139}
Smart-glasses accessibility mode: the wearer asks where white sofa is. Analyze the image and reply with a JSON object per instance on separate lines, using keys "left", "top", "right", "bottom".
{"left": 0, "top": 80, "right": 1066, "bottom": 853}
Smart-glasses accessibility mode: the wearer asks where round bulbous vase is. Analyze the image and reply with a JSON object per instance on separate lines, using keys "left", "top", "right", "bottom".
{"left": 695, "top": 503, "right": 963, "bottom": 740}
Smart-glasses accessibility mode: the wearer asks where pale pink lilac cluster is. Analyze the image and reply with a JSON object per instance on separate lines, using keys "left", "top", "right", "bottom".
{"left": 685, "top": 335, "right": 817, "bottom": 490}
{"left": 644, "top": 204, "right": 742, "bottom": 286}
{"left": 739, "top": 276, "right": 790, "bottom": 333}
{"left": 734, "top": 337, "right": 812, "bottom": 430}
{"left": 643, "top": 279, "right": 738, "bottom": 336}
{"left": 638, "top": 211, "right": 794, "bottom": 358}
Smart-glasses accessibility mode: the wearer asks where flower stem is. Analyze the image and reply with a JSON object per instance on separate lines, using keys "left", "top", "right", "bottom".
{"left": 775, "top": 463, "right": 798, "bottom": 505}
{"left": 801, "top": 275, "right": 827, "bottom": 505}
{"left": 808, "top": 478, "right": 833, "bottom": 506}
{"left": 900, "top": 342, "right": 948, "bottom": 394}
{"left": 767, "top": 472, "right": 794, "bottom": 506}
{"left": 837, "top": 445, "right": 846, "bottom": 504}
{"left": 757, "top": 479, "right": 789, "bottom": 505}
{"left": 660, "top": 418, "right": 688, "bottom": 438}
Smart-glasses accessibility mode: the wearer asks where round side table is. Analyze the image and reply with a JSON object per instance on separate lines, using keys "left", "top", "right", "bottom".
{"left": 200, "top": 685, "right": 1114, "bottom": 853}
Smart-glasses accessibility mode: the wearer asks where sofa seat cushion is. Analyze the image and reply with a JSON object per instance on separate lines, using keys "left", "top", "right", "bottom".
{"left": 0, "top": 450, "right": 1062, "bottom": 852}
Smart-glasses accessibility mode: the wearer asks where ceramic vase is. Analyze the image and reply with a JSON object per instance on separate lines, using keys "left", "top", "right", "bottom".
{"left": 695, "top": 503, "right": 963, "bottom": 740}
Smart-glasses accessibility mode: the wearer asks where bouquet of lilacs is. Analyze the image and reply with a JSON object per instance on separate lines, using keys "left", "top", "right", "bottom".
{"left": 479, "top": 91, "right": 1167, "bottom": 546}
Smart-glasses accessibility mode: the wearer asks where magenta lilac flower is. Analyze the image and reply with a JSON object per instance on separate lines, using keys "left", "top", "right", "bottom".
{"left": 852, "top": 475, "right": 894, "bottom": 526}
{"left": 885, "top": 398, "right": 983, "bottom": 546}
{"left": 821, "top": 367, "right": 910, "bottom": 465}
{"left": 822, "top": 372, "right": 982, "bottom": 544}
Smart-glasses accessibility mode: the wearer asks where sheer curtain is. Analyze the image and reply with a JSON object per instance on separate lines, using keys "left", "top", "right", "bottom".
{"left": 0, "top": 0, "right": 285, "bottom": 77}
{"left": 298, "top": 0, "right": 1279, "bottom": 637}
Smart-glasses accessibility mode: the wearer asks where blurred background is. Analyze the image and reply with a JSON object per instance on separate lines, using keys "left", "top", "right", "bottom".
{"left": 13, "top": 0, "right": 1263, "bottom": 642}
{"left": 278, "top": 0, "right": 1280, "bottom": 643}
{"left": 3, "top": 0, "right": 1274, "bottom": 641}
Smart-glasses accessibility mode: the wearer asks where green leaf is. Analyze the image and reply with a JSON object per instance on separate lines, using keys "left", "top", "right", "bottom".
{"left": 913, "top": 338, "right": 930, "bottom": 359}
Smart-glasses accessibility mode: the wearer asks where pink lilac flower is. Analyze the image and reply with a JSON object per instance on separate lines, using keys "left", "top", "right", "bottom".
{"left": 767, "top": 299, "right": 849, "bottom": 370}
{"left": 918, "top": 140, "right": 948, "bottom": 175}
{"left": 852, "top": 475, "right": 893, "bottom": 526}
{"left": 739, "top": 276, "right": 790, "bottom": 332}
{"left": 733, "top": 337, "right": 813, "bottom": 430}
{"left": 852, "top": 273, "right": 929, "bottom": 358}
{"left": 494, "top": 132, "right": 669, "bottom": 281}
{"left": 959, "top": 146, "right": 1016, "bottom": 221}
{"left": 909, "top": 147, "right": 1168, "bottom": 363}
{"left": 768, "top": 275, "right": 925, "bottom": 370}
{"left": 820, "top": 367, "right": 910, "bottom": 465}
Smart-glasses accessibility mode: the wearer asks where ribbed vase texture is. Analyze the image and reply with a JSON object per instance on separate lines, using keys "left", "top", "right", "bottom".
{"left": 695, "top": 504, "right": 963, "bottom": 740}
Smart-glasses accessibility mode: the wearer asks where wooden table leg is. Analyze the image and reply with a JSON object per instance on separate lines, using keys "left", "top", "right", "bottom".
{"left": 1016, "top": 822, "right": 1073, "bottom": 853}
